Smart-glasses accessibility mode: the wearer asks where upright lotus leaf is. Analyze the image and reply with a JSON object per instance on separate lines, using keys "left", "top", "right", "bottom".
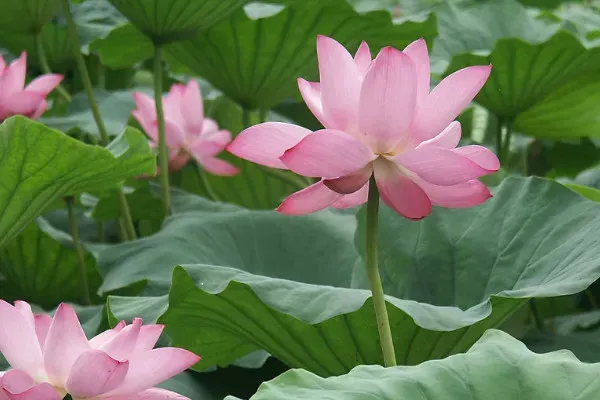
{"left": 235, "top": 330, "right": 600, "bottom": 400}
{"left": 0, "top": 217, "right": 101, "bottom": 309}
{"left": 0, "top": 23, "right": 73, "bottom": 71}
{"left": 0, "top": 116, "right": 155, "bottom": 248}
{"left": 439, "top": 0, "right": 600, "bottom": 138}
{"left": 107, "top": 0, "right": 247, "bottom": 43}
{"left": 163, "top": 0, "right": 437, "bottom": 109}
{"left": 99, "top": 178, "right": 600, "bottom": 374}
{"left": 0, "top": 0, "right": 61, "bottom": 34}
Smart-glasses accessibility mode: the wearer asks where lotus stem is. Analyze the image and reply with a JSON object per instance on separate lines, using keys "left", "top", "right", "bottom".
{"left": 195, "top": 163, "right": 221, "bottom": 202}
{"left": 62, "top": 0, "right": 137, "bottom": 240}
{"left": 365, "top": 176, "right": 397, "bottom": 367}
{"left": 65, "top": 196, "right": 91, "bottom": 305}
{"left": 35, "top": 32, "right": 71, "bottom": 102}
{"left": 153, "top": 45, "right": 171, "bottom": 216}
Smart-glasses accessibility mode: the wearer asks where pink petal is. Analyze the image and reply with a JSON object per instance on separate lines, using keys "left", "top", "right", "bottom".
{"left": 6, "top": 91, "right": 44, "bottom": 115}
{"left": 161, "top": 119, "right": 187, "bottom": 148}
{"left": 354, "top": 41, "right": 372, "bottom": 77}
{"left": 89, "top": 321, "right": 126, "bottom": 349}
{"left": 4, "top": 383, "right": 61, "bottom": 400}
{"left": 29, "top": 100, "right": 48, "bottom": 120}
{"left": 43, "top": 304, "right": 91, "bottom": 388}
{"left": 317, "top": 35, "right": 361, "bottom": 131}
{"left": 13, "top": 302, "right": 35, "bottom": 332}
{"left": 331, "top": 183, "right": 369, "bottom": 209}
{"left": 132, "top": 92, "right": 156, "bottom": 123}
{"left": 415, "top": 177, "right": 492, "bottom": 208}
{"left": 1, "top": 370, "right": 34, "bottom": 393}
{"left": 66, "top": 350, "right": 129, "bottom": 398}
{"left": 297, "top": 78, "right": 326, "bottom": 128}
{"left": 373, "top": 159, "right": 431, "bottom": 220}
{"left": 168, "top": 152, "right": 191, "bottom": 172}
{"left": 132, "top": 109, "right": 158, "bottom": 143}
{"left": 417, "top": 121, "right": 461, "bottom": 149}
{"left": 452, "top": 145, "right": 500, "bottom": 171}
{"left": 410, "top": 65, "right": 491, "bottom": 143}
{"left": 280, "top": 129, "right": 373, "bottom": 178}
{"left": 181, "top": 80, "right": 204, "bottom": 132}
{"left": 34, "top": 314, "right": 52, "bottom": 349}
{"left": 24, "top": 74, "right": 63, "bottom": 96}
{"left": 162, "top": 85, "right": 185, "bottom": 128}
{"left": 196, "top": 156, "right": 239, "bottom": 176}
{"left": 323, "top": 164, "right": 372, "bottom": 194}
{"left": 0, "top": 54, "right": 5, "bottom": 72}
{"left": 102, "top": 348, "right": 200, "bottom": 397}
{"left": 190, "top": 130, "right": 231, "bottom": 157}
{"left": 403, "top": 38, "right": 430, "bottom": 107}
{"left": 358, "top": 46, "right": 417, "bottom": 153}
{"left": 200, "top": 118, "right": 219, "bottom": 135}
{"left": 0, "top": 301, "right": 44, "bottom": 379}
{"left": 2, "top": 52, "right": 27, "bottom": 95}
{"left": 132, "top": 325, "right": 164, "bottom": 354}
{"left": 110, "top": 387, "right": 189, "bottom": 400}
{"left": 98, "top": 318, "right": 142, "bottom": 361}
{"left": 277, "top": 180, "right": 342, "bottom": 215}
{"left": 226, "top": 122, "right": 311, "bottom": 169}
{"left": 394, "top": 146, "right": 491, "bottom": 186}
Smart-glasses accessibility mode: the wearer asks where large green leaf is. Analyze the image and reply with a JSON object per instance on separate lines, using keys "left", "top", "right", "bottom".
{"left": 439, "top": 0, "right": 600, "bottom": 138}
{"left": 100, "top": 177, "right": 600, "bottom": 375}
{"left": 0, "top": 116, "right": 155, "bottom": 248}
{"left": 163, "top": 0, "right": 436, "bottom": 109}
{"left": 0, "top": 217, "right": 101, "bottom": 308}
{"left": 0, "top": 0, "right": 61, "bottom": 33}
{"left": 235, "top": 330, "right": 600, "bottom": 400}
{"left": 107, "top": 0, "right": 247, "bottom": 43}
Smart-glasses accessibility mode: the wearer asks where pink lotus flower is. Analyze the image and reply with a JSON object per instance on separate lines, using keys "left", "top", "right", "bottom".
{"left": 0, "top": 300, "right": 200, "bottom": 400}
{"left": 0, "top": 369, "right": 60, "bottom": 400}
{"left": 132, "top": 80, "right": 239, "bottom": 175}
{"left": 0, "top": 52, "right": 63, "bottom": 121}
{"left": 228, "top": 36, "right": 499, "bottom": 219}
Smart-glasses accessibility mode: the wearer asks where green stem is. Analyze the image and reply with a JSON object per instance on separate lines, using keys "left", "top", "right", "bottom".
{"left": 117, "top": 191, "right": 136, "bottom": 240}
{"left": 153, "top": 45, "right": 171, "bottom": 216}
{"left": 529, "top": 299, "right": 544, "bottom": 331}
{"left": 495, "top": 118, "right": 503, "bottom": 164}
{"left": 35, "top": 32, "right": 71, "bottom": 102}
{"left": 65, "top": 196, "right": 91, "bottom": 305}
{"left": 96, "top": 221, "right": 103, "bottom": 242}
{"left": 195, "top": 163, "right": 221, "bottom": 202}
{"left": 62, "top": 0, "right": 137, "bottom": 240}
{"left": 585, "top": 288, "right": 598, "bottom": 309}
{"left": 502, "top": 120, "right": 513, "bottom": 165}
{"left": 242, "top": 107, "right": 251, "bottom": 128}
{"left": 365, "top": 177, "right": 396, "bottom": 367}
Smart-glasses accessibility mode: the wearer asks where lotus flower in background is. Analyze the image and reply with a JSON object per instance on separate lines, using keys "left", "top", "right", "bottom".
{"left": 0, "top": 52, "right": 63, "bottom": 122}
{"left": 228, "top": 36, "right": 499, "bottom": 219}
{"left": 132, "top": 80, "right": 239, "bottom": 175}
{"left": 0, "top": 300, "right": 199, "bottom": 400}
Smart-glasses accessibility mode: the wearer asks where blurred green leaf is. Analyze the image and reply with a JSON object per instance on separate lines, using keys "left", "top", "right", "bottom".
{"left": 0, "top": 117, "right": 155, "bottom": 248}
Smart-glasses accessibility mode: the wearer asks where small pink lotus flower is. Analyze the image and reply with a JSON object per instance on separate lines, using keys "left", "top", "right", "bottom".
{"left": 0, "top": 369, "right": 60, "bottom": 400}
{"left": 228, "top": 36, "right": 499, "bottom": 219}
{"left": 0, "top": 300, "right": 200, "bottom": 400}
{"left": 132, "top": 80, "right": 239, "bottom": 175}
{"left": 0, "top": 52, "right": 63, "bottom": 121}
